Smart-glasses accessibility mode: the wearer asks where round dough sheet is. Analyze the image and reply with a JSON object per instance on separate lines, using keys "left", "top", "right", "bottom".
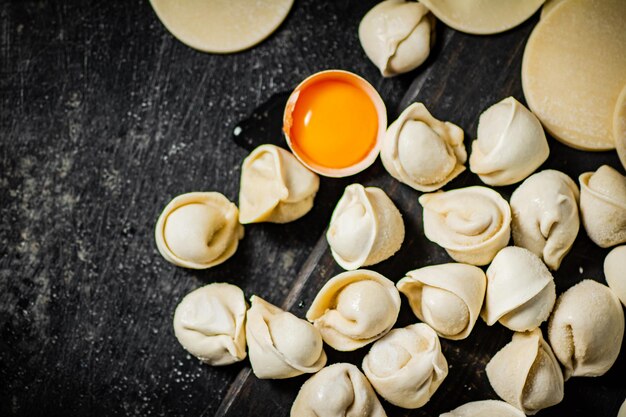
{"left": 419, "top": 0, "right": 545, "bottom": 35}
{"left": 614, "top": 85, "right": 626, "bottom": 170}
{"left": 150, "top": 0, "right": 294, "bottom": 53}
{"left": 522, "top": 0, "right": 626, "bottom": 151}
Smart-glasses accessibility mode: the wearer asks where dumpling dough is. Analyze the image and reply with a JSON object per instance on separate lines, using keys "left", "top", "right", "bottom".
{"left": 155, "top": 192, "right": 244, "bottom": 269}
{"left": 173, "top": 283, "right": 247, "bottom": 366}
{"left": 469, "top": 97, "right": 549, "bottom": 186}
{"left": 306, "top": 270, "right": 401, "bottom": 351}
{"left": 327, "top": 184, "right": 405, "bottom": 270}
{"left": 522, "top": 0, "right": 626, "bottom": 150}
{"left": 541, "top": 0, "right": 566, "bottom": 19}
{"left": 548, "top": 279, "right": 625, "bottom": 379}
{"left": 359, "top": 0, "right": 435, "bottom": 77}
{"left": 397, "top": 263, "right": 486, "bottom": 340}
{"left": 290, "top": 363, "right": 387, "bottom": 417}
{"left": 486, "top": 328, "right": 564, "bottom": 415}
{"left": 605, "top": 246, "right": 626, "bottom": 307}
{"left": 615, "top": 85, "right": 626, "bottom": 171}
{"left": 246, "top": 296, "right": 326, "bottom": 379}
{"left": 579, "top": 165, "right": 626, "bottom": 247}
{"left": 420, "top": 0, "right": 545, "bottom": 35}
{"left": 482, "top": 247, "right": 556, "bottom": 332}
{"left": 419, "top": 186, "right": 511, "bottom": 266}
{"left": 149, "top": 0, "right": 293, "bottom": 53}
{"left": 381, "top": 103, "right": 466, "bottom": 192}
{"left": 511, "top": 170, "right": 580, "bottom": 270}
{"left": 362, "top": 323, "right": 448, "bottom": 409}
{"left": 440, "top": 400, "right": 526, "bottom": 417}
{"left": 239, "top": 144, "right": 319, "bottom": 224}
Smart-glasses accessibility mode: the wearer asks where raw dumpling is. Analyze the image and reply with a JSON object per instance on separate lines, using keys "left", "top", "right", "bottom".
{"left": 306, "top": 269, "right": 401, "bottom": 351}
{"left": 548, "top": 279, "right": 625, "bottom": 379}
{"left": 239, "top": 144, "right": 319, "bottom": 224}
{"left": 246, "top": 296, "right": 326, "bottom": 379}
{"left": 327, "top": 184, "right": 405, "bottom": 270}
{"left": 419, "top": 186, "right": 511, "bottom": 266}
{"left": 481, "top": 246, "right": 556, "bottom": 332}
{"left": 359, "top": 0, "right": 435, "bottom": 77}
{"left": 486, "top": 328, "right": 564, "bottom": 415}
{"left": 469, "top": 97, "right": 549, "bottom": 186}
{"left": 396, "top": 263, "right": 486, "bottom": 340}
{"left": 440, "top": 400, "right": 526, "bottom": 417}
{"left": 155, "top": 192, "right": 244, "bottom": 269}
{"left": 604, "top": 246, "right": 626, "bottom": 306}
{"left": 290, "top": 363, "right": 387, "bottom": 417}
{"left": 381, "top": 103, "right": 466, "bottom": 192}
{"left": 511, "top": 170, "right": 580, "bottom": 270}
{"left": 579, "top": 165, "right": 626, "bottom": 247}
{"left": 362, "top": 323, "right": 448, "bottom": 409}
{"left": 173, "top": 283, "right": 247, "bottom": 366}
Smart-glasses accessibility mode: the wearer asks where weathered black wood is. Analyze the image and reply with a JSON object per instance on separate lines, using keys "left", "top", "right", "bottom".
{"left": 0, "top": 0, "right": 624, "bottom": 416}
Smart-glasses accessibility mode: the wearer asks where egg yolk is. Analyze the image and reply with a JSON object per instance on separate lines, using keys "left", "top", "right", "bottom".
{"left": 287, "top": 77, "right": 379, "bottom": 169}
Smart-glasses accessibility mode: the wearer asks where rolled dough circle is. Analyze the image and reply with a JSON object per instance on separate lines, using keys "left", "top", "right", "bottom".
{"left": 150, "top": 0, "right": 294, "bottom": 54}
{"left": 540, "top": 0, "right": 566, "bottom": 19}
{"left": 615, "top": 85, "right": 626, "bottom": 171}
{"left": 419, "top": 0, "right": 545, "bottom": 35}
{"left": 522, "top": 0, "right": 626, "bottom": 151}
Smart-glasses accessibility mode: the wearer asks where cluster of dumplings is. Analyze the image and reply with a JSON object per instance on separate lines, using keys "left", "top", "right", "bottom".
{"left": 174, "top": 282, "right": 327, "bottom": 379}
{"left": 156, "top": 104, "right": 626, "bottom": 416}
{"left": 154, "top": 9, "right": 626, "bottom": 411}
{"left": 155, "top": 143, "right": 320, "bottom": 270}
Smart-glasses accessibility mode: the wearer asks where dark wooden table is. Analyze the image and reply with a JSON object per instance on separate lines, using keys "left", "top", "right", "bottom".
{"left": 1, "top": 1, "right": 624, "bottom": 416}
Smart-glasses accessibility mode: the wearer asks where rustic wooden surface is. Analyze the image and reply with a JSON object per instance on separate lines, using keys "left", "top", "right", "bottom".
{"left": 0, "top": 0, "right": 624, "bottom": 416}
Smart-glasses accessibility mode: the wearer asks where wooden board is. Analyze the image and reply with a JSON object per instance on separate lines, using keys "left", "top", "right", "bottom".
{"left": 0, "top": 0, "right": 624, "bottom": 416}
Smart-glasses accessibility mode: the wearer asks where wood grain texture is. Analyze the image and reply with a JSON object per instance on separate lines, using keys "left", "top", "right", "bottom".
{"left": 0, "top": 0, "right": 624, "bottom": 416}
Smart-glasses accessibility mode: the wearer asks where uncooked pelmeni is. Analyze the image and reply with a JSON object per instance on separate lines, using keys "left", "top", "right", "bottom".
{"left": 548, "top": 279, "right": 625, "bottom": 379}
{"left": 155, "top": 192, "right": 244, "bottom": 269}
{"left": 150, "top": 0, "right": 293, "bottom": 53}
{"left": 246, "top": 296, "right": 326, "bottom": 379}
{"left": 397, "top": 263, "right": 486, "bottom": 340}
{"left": 239, "top": 144, "right": 319, "bottom": 224}
{"left": 511, "top": 170, "right": 580, "bottom": 270}
{"left": 173, "top": 283, "right": 247, "bottom": 366}
{"left": 327, "top": 184, "right": 405, "bottom": 270}
{"left": 420, "top": 0, "right": 545, "bottom": 35}
{"left": 306, "top": 270, "right": 401, "bottom": 351}
{"left": 482, "top": 247, "right": 556, "bottom": 332}
{"left": 362, "top": 324, "right": 448, "bottom": 409}
{"left": 440, "top": 400, "right": 526, "bottom": 417}
{"left": 359, "top": 0, "right": 435, "bottom": 77}
{"left": 579, "top": 165, "right": 626, "bottom": 247}
{"left": 605, "top": 246, "right": 626, "bottom": 306}
{"left": 469, "top": 97, "right": 549, "bottom": 186}
{"left": 419, "top": 186, "right": 511, "bottom": 266}
{"left": 486, "top": 328, "right": 564, "bottom": 415}
{"left": 381, "top": 103, "right": 466, "bottom": 192}
{"left": 290, "top": 363, "right": 387, "bottom": 417}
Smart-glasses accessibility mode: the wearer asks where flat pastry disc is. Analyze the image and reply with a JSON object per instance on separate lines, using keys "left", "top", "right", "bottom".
{"left": 614, "top": 85, "right": 626, "bottom": 170}
{"left": 150, "top": 0, "right": 294, "bottom": 54}
{"left": 419, "top": 0, "right": 545, "bottom": 35}
{"left": 522, "top": 0, "right": 626, "bottom": 151}
{"left": 540, "top": 0, "right": 567, "bottom": 19}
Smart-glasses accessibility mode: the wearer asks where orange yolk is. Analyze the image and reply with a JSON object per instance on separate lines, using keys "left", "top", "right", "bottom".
{"left": 287, "top": 78, "right": 379, "bottom": 169}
